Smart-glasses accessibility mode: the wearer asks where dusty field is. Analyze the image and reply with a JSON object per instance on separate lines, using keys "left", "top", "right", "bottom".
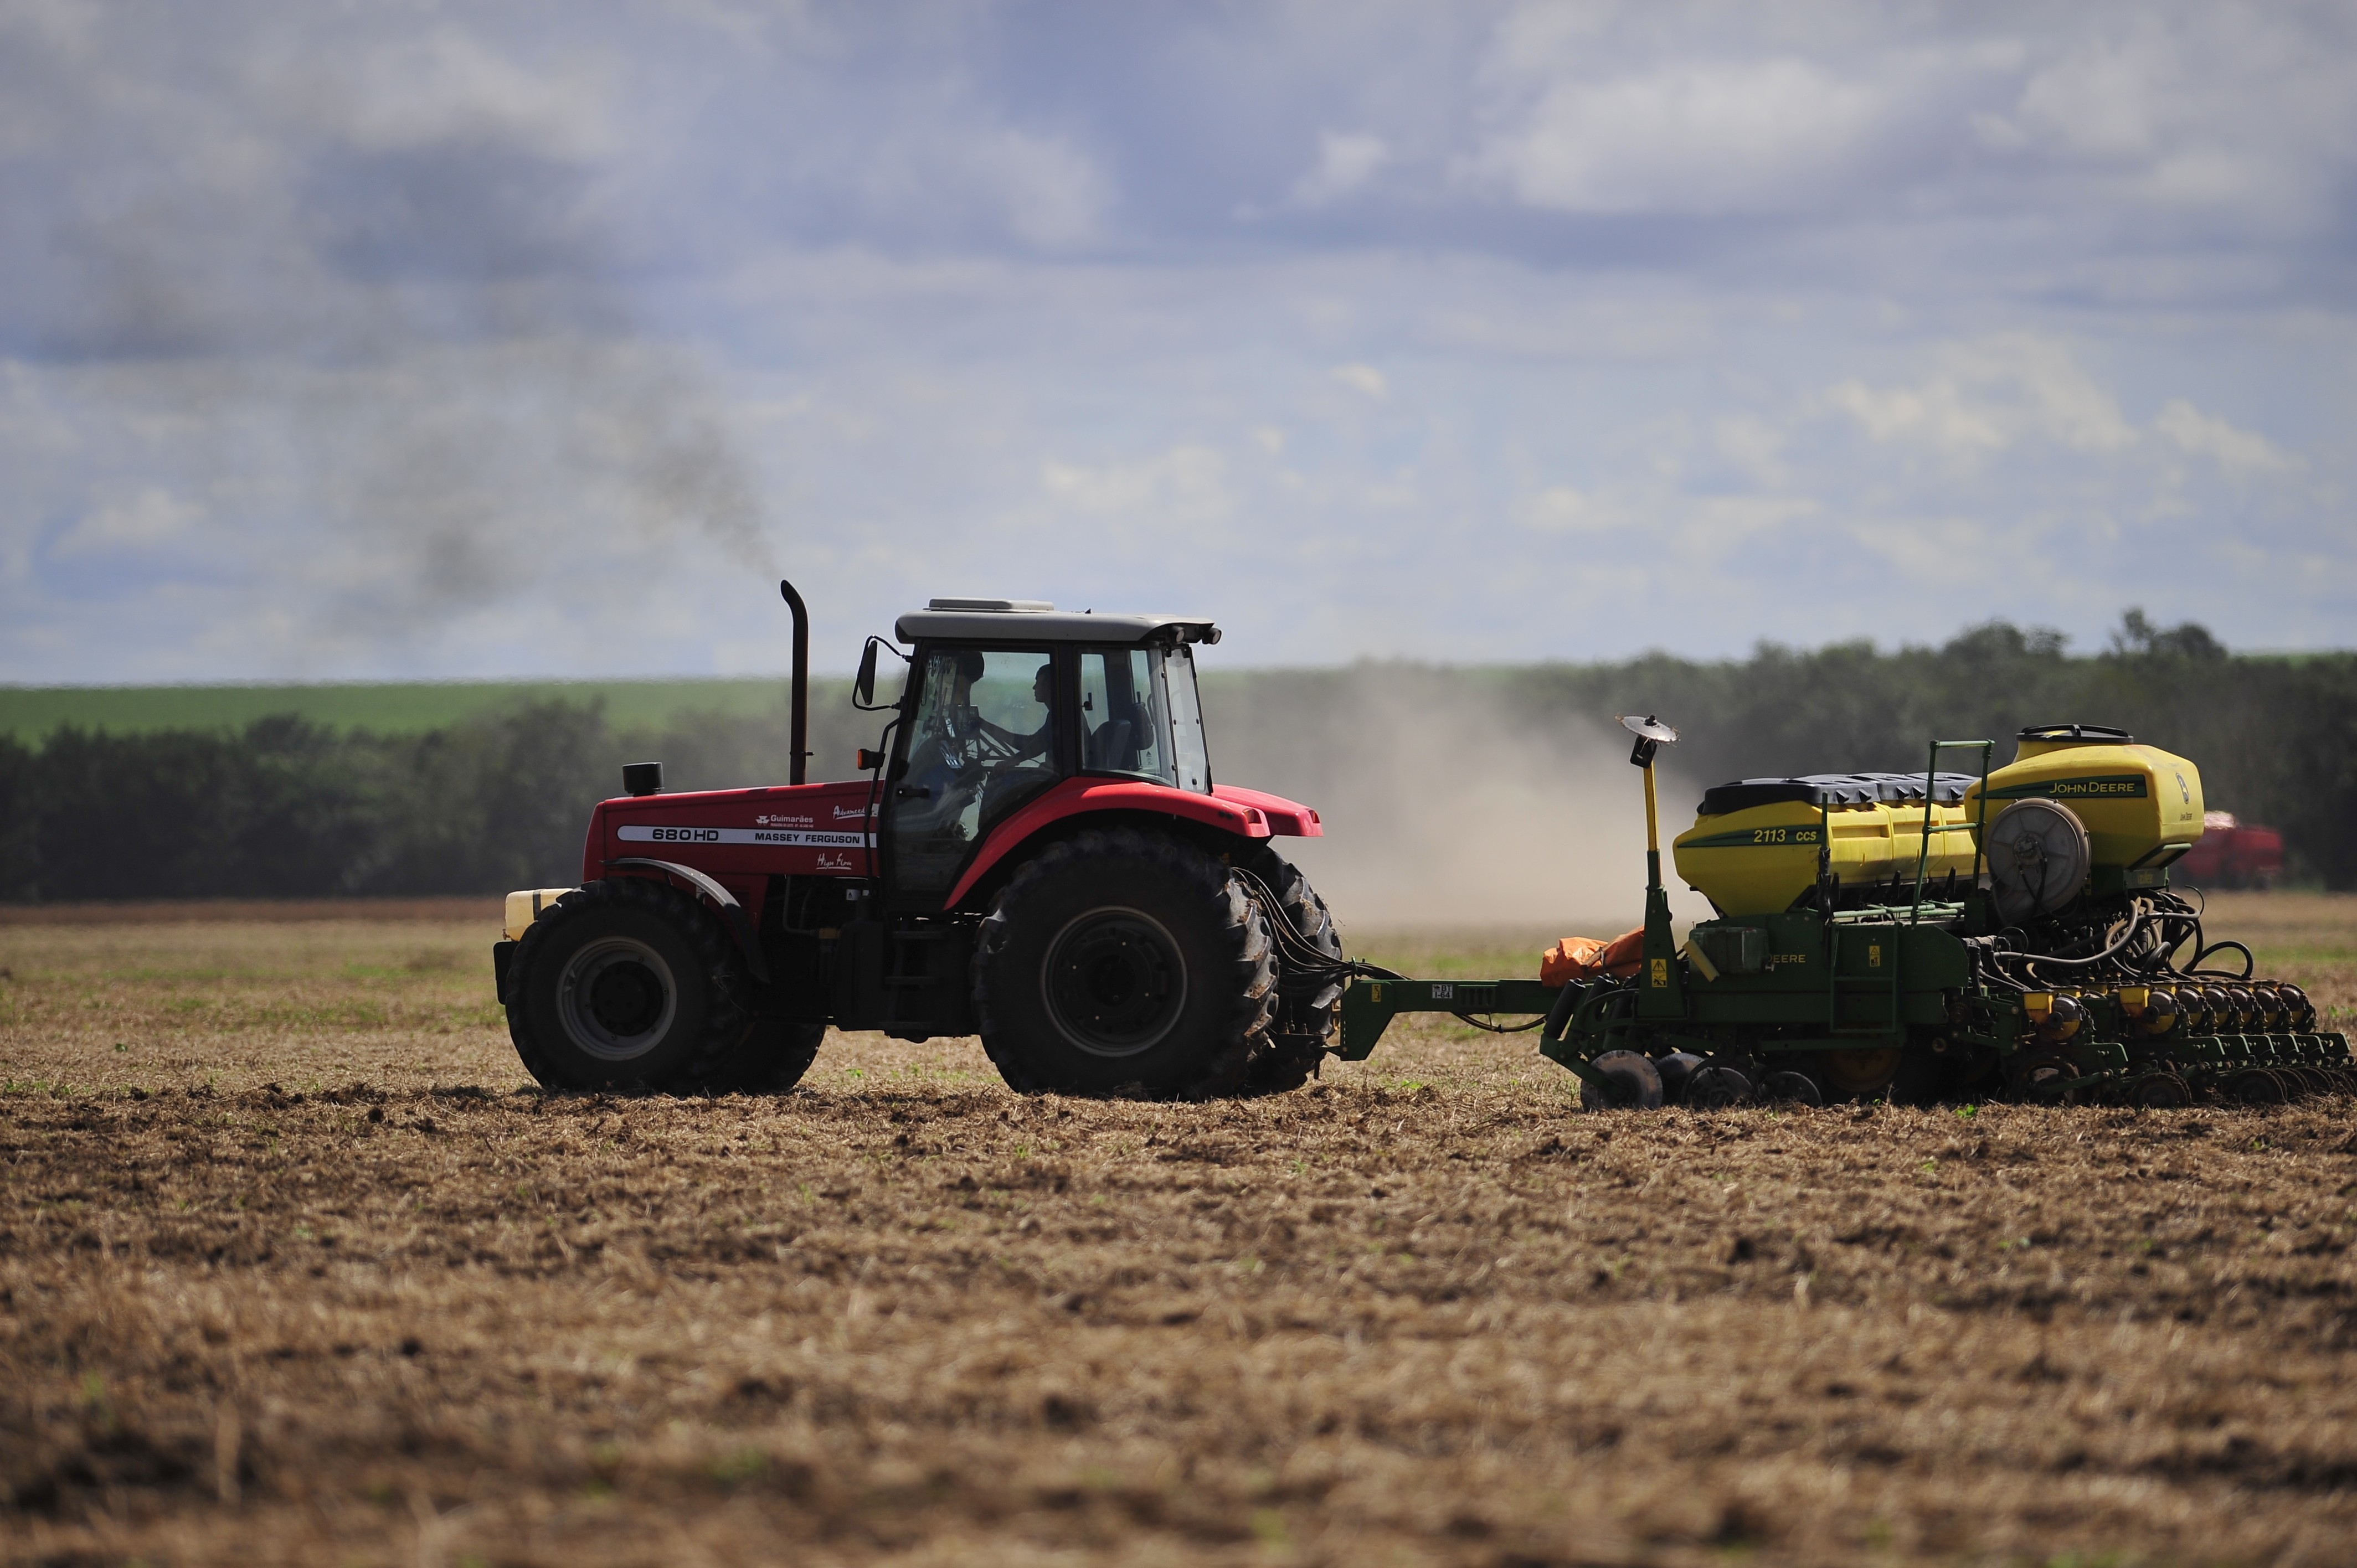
{"left": 2, "top": 894, "right": 2355, "bottom": 1567}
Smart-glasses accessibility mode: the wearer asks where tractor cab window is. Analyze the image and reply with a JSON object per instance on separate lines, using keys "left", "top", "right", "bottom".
{"left": 892, "top": 647, "right": 1062, "bottom": 902}
{"left": 1165, "top": 643, "right": 1211, "bottom": 793}
{"left": 1078, "top": 644, "right": 1211, "bottom": 794}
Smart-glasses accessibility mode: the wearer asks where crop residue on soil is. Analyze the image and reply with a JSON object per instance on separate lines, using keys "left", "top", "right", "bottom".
{"left": 2, "top": 894, "right": 2355, "bottom": 1566}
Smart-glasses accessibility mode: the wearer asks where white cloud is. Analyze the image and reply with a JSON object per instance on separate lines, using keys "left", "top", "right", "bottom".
{"left": 965, "top": 128, "right": 1108, "bottom": 248}
{"left": 1976, "top": 11, "right": 2357, "bottom": 231}
{"left": 1516, "top": 484, "right": 1813, "bottom": 554}
{"left": 1712, "top": 414, "right": 1788, "bottom": 486}
{"left": 1469, "top": 57, "right": 1890, "bottom": 214}
{"left": 2012, "top": 33, "right": 2170, "bottom": 161}
{"left": 1039, "top": 445, "right": 1232, "bottom": 527}
{"left": 1291, "top": 131, "right": 1390, "bottom": 205}
{"left": 1516, "top": 484, "right": 1617, "bottom": 535}
{"left": 1847, "top": 514, "right": 1997, "bottom": 587}
{"left": 1824, "top": 378, "right": 2008, "bottom": 458}
{"left": 1955, "top": 335, "right": 2139, "bottom": 453}
{"left": 847, "top": 120, "right": 1110, "bottom": 249}
{"left": 49, "top": 486, "right": 203, "bottom": 558}
{"left": 2154, "top": 399, "right": 2298, "bottom": 474}
{"left": 1357, "top": 469, "right": 1421, "bottom": 510}
{"left": 1677, "top": 494, "right": 1819, "bottom": 554}
{"left": 1826, "top": 334, "right": 2138, "bottom": 461}
{"left": 1828, "top": 339, "right": 2298, "bottom": 486}
{"left": 307, "top": 27, "right": 616, "bottom": 160}
{"left": 1330, "top": 363, "right": 1386, "bottom": 398}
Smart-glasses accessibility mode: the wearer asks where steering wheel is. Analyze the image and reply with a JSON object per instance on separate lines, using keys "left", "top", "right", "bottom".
{"left": 968, "top": 716, "right": 1027, "bottom": 761}
{"left": 932, "top": 704, "right": 1024, "bottom": 768}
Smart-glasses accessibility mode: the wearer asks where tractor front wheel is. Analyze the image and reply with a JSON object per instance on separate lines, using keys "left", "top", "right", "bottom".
{"left": 508, "top": 878, "right": 800, "bottom": 1093}
{"left": 973, "top": 828, "right": 1274, "bottom": 1098}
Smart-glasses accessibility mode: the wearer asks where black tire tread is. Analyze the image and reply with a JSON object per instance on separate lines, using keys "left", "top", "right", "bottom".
{"left": 1242, "top": 846, "right": 1342, "bottom": 1094}
{"left": 507, "top": 877, "right": 815, "bottom": 1094}
{"left": 972, "top": 827, "right": 1274, "bottom": 1099}
{"left": 698, "top": 1020, "right": 828, "bottom": 1094}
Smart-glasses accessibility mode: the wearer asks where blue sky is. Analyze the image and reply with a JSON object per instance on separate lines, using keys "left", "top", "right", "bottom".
{"left": 3, "top": 1, "right": 2353, "bottom": 681}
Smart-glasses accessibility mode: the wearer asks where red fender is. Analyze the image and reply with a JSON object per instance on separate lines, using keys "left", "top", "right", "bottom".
{"left": 941, "top": 776, "right": 1319, "bottom": 910}
{"left": 1212, "top": 783, "right": 1322, "bottom": 838}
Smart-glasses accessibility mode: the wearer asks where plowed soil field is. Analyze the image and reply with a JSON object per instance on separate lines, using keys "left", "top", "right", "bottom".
{"left": 3, "top": 894, "right": 2355, "bottom": 1567}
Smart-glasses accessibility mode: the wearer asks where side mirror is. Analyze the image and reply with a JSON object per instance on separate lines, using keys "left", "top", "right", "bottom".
{"left": 855, "top": 640, "right": 879, "bottom": 708}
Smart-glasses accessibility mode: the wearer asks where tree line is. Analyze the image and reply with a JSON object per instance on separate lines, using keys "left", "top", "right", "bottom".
{"left": 3, "top": 613, "right": 2351, "bottom": 901}
{"left": 0, "top": 687, "right": 879, "bottom": 902}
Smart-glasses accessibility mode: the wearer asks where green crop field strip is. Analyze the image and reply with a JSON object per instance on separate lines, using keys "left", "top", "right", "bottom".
{"left": 1, "top": 670, "right": 1291, "bottom": 742}
{"left": 0, "top": 677, "right": 832, "bottom": 742}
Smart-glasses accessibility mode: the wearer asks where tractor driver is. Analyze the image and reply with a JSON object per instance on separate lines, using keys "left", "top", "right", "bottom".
{"left": 900, "top": 653, "right": 1058, "bottom": 845}
{"left": 970, "top": 662, "right": 1056, "bottom": 765}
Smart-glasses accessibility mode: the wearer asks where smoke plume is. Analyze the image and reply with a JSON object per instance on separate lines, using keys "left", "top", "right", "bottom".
{"left": 2, "top": 7, "right": 777, "bottom": 674}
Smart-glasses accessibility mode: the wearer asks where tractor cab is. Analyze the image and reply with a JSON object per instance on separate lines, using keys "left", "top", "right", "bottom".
{"left": 874, "top": 600, "right": 1220, "bottom": 912}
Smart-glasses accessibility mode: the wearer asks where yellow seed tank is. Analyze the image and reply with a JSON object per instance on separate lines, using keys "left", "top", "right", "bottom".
{"left": 1672, "top": 773, "right": 1981, "bottom": 917}
{"left": 1672, "top": 725, "right": 2209, "bottom": 917}
{"left": 1964, "top": 724, "right": 2205, "bottom": 889}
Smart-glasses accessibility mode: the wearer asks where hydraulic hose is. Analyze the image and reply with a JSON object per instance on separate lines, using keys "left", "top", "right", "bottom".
{"left": 1228, "top": 865, "right": 1399, "bottom": 985}
{"left": 2186, "top": 938, "right": 2256, "bottom": 979}
{"left": 1999, "top": 901, "right": 2147, "bottom": 978}
{"left": 1453, "top": 1012, "right": 1546, "bottom": 1034}
{"left": 1231, "top": 864, "right": 1541, "bottom": 1030}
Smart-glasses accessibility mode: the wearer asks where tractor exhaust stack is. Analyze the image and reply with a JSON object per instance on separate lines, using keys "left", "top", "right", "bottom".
{"left": 779, "top": 579, "right": 811, "bottom": 786}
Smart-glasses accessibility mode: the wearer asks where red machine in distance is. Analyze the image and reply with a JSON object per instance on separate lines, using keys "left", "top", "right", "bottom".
{"left": 494, "top": 584, "right": 1346, "bottom": 1099}
{"left": 2176, "top": 810, "right": 2285, "bottom": 889}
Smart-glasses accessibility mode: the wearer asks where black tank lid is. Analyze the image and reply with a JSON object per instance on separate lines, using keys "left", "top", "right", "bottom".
{"left": 2018, "top": 723, "right": 2132, "bottom": 743}
{"left": 1698, "top": 771, "right": 1980, "bottom": 816}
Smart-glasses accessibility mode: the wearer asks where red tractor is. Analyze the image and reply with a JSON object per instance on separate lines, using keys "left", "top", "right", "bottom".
{"left": 2176, "top": 810, "right": 2286, "bottom": 889}
{"left": 493, "top": 584, "right": 1346, "bottom": 1098}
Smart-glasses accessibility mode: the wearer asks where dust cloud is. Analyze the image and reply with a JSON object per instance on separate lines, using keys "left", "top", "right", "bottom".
{"left": 1202, "top": 667, "right": 1717, "bottom": 940}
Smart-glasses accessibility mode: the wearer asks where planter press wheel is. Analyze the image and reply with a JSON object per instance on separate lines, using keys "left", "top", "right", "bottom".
{"left": 2018, "top": 1054, "right": 2083, "bottom": 1105}
{"left": 1820, "top": 1048, "right": 1900, "bottom": 1100}
{"left": 2227, "top": 1068, "right": 2287, "bottom": 1106}
{"left": 1579, "top": 1050, "right": 1664, "bottom": 1112}
{"left": 1685, "top": 1062, "right": 1753, "bottom": 1111}
{"left": 1762, "top": 1070, "right": 1823, "bottom": 1107}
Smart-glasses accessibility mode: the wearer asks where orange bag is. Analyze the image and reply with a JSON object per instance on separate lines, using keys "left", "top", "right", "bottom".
{"left": 1598, "top": 927, "right": 1646, "bottom": 978}
{"left": 1538, "top": 937, "right": 1604, "bottom": 987}
{"left": 1539, "top": 927, "right": 1647, "bottom": 987}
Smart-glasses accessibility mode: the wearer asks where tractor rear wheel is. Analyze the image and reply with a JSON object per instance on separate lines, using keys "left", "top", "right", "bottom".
{"left": 507, "top": 878, "right": 789, "bottom": 1093}
{"left": 1241, "top": 848, "right": 1344, "bottom": 1094}
{"left": 696, "top": 1020, "right": 827, "bottom": 1094}
{"left": 973, "top": 828, "right": 1274, "bottom": 1098}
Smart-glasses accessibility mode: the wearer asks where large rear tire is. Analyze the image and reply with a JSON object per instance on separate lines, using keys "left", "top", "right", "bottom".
{"left": 973, "top": 828, "right": 1274, "bottom": 1098}
{"left": 698, "top": 1020, "right": 827, "bottom": 1093}
{"left": 1242, "top": 848, "right": 1344, "bottom": 1094}
{"left": 508, "top": 878, "right": 808, "bottom": 1093}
